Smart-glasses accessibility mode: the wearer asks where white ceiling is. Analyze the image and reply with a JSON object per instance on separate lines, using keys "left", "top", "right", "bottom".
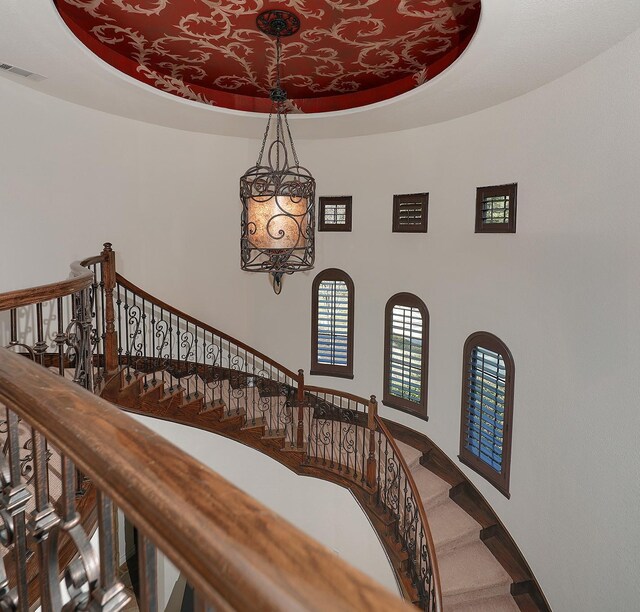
{"left": 1, "top": 0, "right": 640, "bottom": 139}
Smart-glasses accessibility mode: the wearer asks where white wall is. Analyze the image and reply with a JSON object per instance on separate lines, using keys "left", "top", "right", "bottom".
{"left": 0, "top": 78, "right": 253, "bottom": 341}
{"left": 2, "top": 24, "right": 640, "bottom": 612}
{"left": 243, "top": 29, "right": 640, "bottom": 612}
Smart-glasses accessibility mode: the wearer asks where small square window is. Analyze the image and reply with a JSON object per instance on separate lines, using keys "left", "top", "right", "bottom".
{"left": 319, "top": 196, "right": 352, "bottom": 232}
{"left": 393, "top": 193, "right": 428, "bottom": 233}
{"left": 475, "top": 184, "right": 517, "bottom": 233}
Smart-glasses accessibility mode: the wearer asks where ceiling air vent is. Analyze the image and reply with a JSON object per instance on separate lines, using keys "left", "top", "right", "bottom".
{"left": 0, "top": 63, "right": 46, "bottom": 81}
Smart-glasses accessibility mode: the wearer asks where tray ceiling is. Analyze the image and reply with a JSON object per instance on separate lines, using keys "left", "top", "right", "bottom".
{"left": 53, "top": 0, "right": 481, "bottom": 113}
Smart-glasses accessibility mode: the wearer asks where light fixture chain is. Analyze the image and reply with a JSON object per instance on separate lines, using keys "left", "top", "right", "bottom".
{"left": 284, "top": 112, "right": 300, "bottom": 167}
{"left": 257, "top": 111, "right": 273, "bottom": 166}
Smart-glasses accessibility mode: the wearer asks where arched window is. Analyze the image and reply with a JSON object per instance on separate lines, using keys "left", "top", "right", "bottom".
{"left": 311, "top": 269, "right": 354, "bottom": 379}
{"left": 383, "top": 293, "right": 429, "bottom": 419}
{"left": 459, "top": 332, "right": 515, "bottom": 498}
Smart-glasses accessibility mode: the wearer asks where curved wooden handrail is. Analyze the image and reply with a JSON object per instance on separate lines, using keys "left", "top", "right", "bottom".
{"left": 116, "top": 272, "right": 300, "bottom": 382}
{"left": 304, "top": 385, "right": 370, "bottom": 407}
{"left": 0, "top": 259, "right": 98, "bottom": 311}
{"left": 0, "top": 348, "right": 408, "bottom": 611}
{"left": 375, "top": 415, "right": 443, "bottom": 612}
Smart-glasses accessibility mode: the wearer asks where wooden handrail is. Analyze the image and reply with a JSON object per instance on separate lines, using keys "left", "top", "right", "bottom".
{"left": 0, "top": 259, "right": 98, "bottom": 311}
{"left": 0, "top": 348, "right": 408, "bottom": 611}
{"left": 116, "top": 272, "right": 301, "bottom": 382}
{"left": 304, "top": 385, "right": 370, "bottom": 407}
{"left": 374, "top": 415, "right": 443, "bottom": 612}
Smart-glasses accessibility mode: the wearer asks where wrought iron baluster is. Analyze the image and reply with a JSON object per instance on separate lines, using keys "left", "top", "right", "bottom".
{"left": 168, "top": 312, "right": 174, "bottom": 393}
{"left": 5, "top": 408, "right": 31, "bottom": 611}
{"left": 151, "top": 303, "right": 157, "bottom": 387}
{"left": 142, "top": 298, "right": 148, "bottom": 391}
{"left": 55, "top": 297, "right": 65, "bottom": 377}
{"left": 29, "top": 428, "right": 62, "bottom": 610}
{"left": 34, "top": 303, "right": 47, "bottom": 365}
{"left": 92, "top": 492, "right": 129, "bottom": 609}
{"left": 124, "top": 288, "right": 131, "bottom": 382}
{"left": 138, "top": 533, "right": 158, "bottom": 612}
{"left": 194, "top": 328, "right": 200, "bottom": 400}
{"left": 99, "top": 265, "right": 107, "bottom": 377}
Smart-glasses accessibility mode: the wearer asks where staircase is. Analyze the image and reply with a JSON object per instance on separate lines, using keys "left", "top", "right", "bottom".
{"left": 0, "top": 242, "right": 550, "bottom": 612}
{"left": 395, "top": 442, "right": 517, "bottom": 611}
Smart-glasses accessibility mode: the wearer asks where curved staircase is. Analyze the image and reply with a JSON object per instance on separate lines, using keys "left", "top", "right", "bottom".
{"left": 0, "top": 243, "right": 550, "bottom": 611}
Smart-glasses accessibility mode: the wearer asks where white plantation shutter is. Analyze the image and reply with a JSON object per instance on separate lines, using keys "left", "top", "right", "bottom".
{"left": 464, "top": 346, "right": 506, "bottom": 472}
{"left": 317, "top": 280, "right": 349, "bottom": 366}
{"left": 389, "top": 305, "right": 423, "bottom": 403}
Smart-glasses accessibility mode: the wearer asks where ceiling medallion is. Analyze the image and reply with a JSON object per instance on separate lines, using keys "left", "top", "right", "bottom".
{"left": 239, "top": 11, "right": 315, "bottom": 295}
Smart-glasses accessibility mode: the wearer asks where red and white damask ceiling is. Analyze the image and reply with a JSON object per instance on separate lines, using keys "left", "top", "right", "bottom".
{"left": 53, "top": 1, "right": 481, "bottom": 114}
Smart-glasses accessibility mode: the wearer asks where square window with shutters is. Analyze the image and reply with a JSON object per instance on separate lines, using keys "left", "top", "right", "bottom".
{"left": 393, "top": 193, "right": 428, "bottom": 233}
{"left": 319, "top": 196, "right": 352, "bottom": 232}
{"left": 475, "top": 184, "right": 517, "bottom": 233}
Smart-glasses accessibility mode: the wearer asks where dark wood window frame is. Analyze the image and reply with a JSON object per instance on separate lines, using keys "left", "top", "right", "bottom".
{"left": 383, "top": 293, "right": 429, "bottom": 420}
{"left": 392, "top": 193, "right": 429, "bottom": 233}
{"left": 310, "top": 268, "right": 355, "bottom": 379}
{"left": 459, "top": 331, "right": 515, "bottom": 498}
{"left": 318, "top": 196, "right": 352, "bottom": 232}
{"left": 475, "top": 183, "right": 517, "bottom": 233}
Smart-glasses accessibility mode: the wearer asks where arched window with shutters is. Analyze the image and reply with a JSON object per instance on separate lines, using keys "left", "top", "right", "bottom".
{"left": 311, "top": 269, "right": 354, "bottom": 379}
{"left": 383, "top": 293, "right": 429, "bottom": 419}
{"left": 459, "top": 332, "right": 515, "bottom": 498}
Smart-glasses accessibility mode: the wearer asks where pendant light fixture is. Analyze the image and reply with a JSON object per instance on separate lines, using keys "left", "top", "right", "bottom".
{"left": 239, "top": 10, "right": 315, "bottom": 295}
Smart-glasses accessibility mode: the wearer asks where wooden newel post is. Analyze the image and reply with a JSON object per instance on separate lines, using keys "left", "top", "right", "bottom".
{"left": 101, "top": 243, "right": 118, "bottom": 372}
{"left": 367, "top": 395, "right": 378, "bottom": 490}
{"left": 296, "top": 369, "right": 305, "bottom": 448}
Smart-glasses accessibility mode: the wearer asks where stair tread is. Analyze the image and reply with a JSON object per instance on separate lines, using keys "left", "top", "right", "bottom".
{"left": 428, "top": 498, "right": 481, "bottom": 553}
{"left": 410, "top": 464, "right": 451, "bottom": 509}
{"left": 439, "top": 540, "right": 512, "bottom": 600}
{"left": 394, "top": 440, "right": 423, "bottom": 469}
{"left": 448, "top": 593, "right": 520, "bottom": 612}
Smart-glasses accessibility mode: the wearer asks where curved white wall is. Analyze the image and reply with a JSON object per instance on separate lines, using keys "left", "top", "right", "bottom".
{"left": 243, "top": 28, "right": 640, "bottom": 612}
{"left": 2, "top": 24, "right": 640, "bottom": 612}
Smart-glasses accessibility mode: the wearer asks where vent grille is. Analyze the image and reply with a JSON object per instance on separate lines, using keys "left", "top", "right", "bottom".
{"left": 0, "top": 62, "right": 45, "bottom": 81}
{"left": 393, "top": 193, "right": 428, "bottom": 233}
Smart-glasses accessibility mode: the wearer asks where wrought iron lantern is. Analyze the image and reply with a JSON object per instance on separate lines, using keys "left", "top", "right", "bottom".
{"left": 240, "top": 10, "right": 315, "bottom": 294}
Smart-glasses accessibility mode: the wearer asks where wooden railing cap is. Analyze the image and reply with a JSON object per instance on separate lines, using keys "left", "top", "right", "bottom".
{"left": 0, "top": 349, "right": 410, "bottom": 612}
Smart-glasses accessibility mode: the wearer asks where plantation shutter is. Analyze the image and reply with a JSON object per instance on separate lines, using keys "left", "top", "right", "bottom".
{"left": 389, "top": 305, "right": 423, "bottom": 403}
{"left": 464, "top": 346, "right": 506, "bottom": 472}
{"left": 316, "top": 280, "right": 349, "bottom": 366}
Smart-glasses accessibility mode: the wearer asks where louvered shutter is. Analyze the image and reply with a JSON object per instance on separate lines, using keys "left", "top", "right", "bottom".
{"left": 463, "top": 346, "right": 506, "bottom": 472}
{"left": 393, "top": 193, "right": 428, "bottom": 233}
{"left": 388, "top": 305, "right": 423, "bottom": 403}
{"left": 316, "top": 280, "right": 349, "bottom": 366}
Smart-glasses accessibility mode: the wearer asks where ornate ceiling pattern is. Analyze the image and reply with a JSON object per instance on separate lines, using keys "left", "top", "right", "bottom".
{"left": 54, "top": 0, "right": 481, "bottom": 113}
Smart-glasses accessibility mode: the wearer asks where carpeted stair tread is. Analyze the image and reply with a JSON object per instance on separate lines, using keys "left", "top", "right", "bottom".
{"left": 447, "top": 593, "right": 520, "bottom": 612}
{"left": 410, "top": 464, "right": 450, "bottom": 509}
{"left": 428, "top": 498, "right": 481, "bottom": 555}
{"left": 439, "top": 540, "right": 512, "bottom": 606}
{"left": 394, "top": 440, "right": 423, "bottom": 469}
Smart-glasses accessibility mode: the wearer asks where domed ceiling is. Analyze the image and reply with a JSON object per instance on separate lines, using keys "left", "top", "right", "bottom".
{"left": 53, "top": 0, "right": 481, "bottom": 114}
